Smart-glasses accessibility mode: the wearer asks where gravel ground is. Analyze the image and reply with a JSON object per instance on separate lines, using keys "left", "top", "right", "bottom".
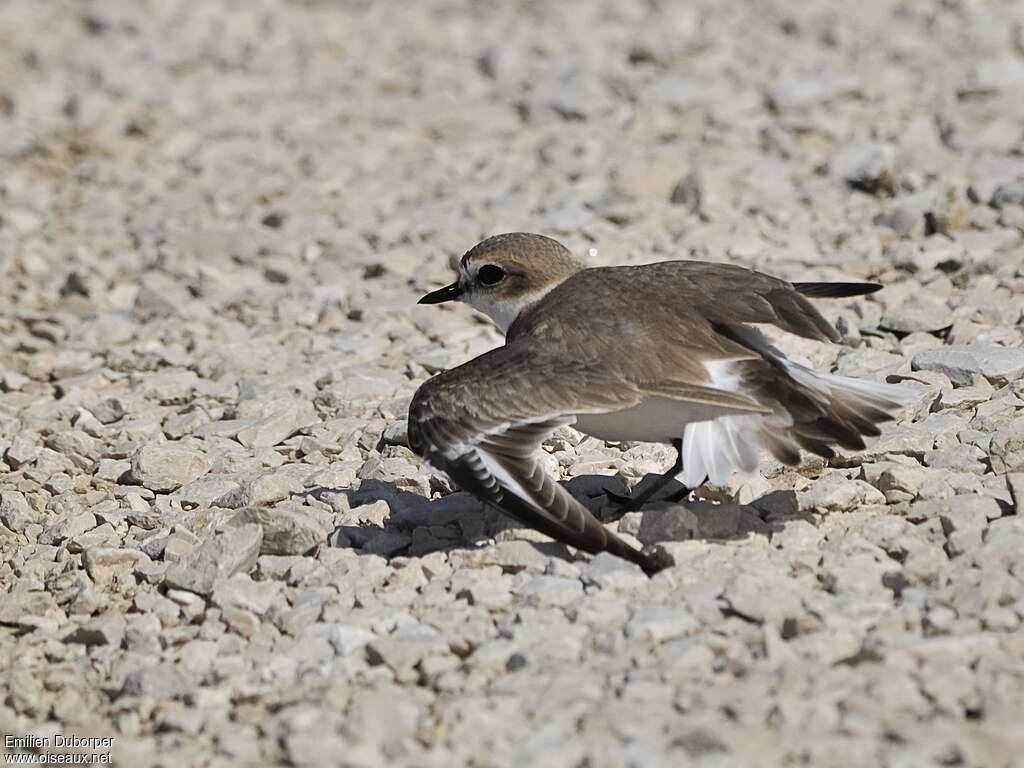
{"left": 2, "top": 1, "right": 1024, "bottom": 766}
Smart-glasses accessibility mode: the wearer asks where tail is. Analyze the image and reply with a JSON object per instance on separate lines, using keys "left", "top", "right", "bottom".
{"left": 682, "top": 364, "right": 916, "bottom": 486}
{"left": 681, "top": 321, "right": 917, "bottom": 486}
{"left": 792, "top": 281, "right": 882, "bottom": 298}
{"left": 763, "top": 360, "right": 918, "bottom": 460}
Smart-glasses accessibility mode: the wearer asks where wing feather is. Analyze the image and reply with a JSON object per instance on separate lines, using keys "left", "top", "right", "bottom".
{"left": 408, "top": 344, "right": 677, "bottom": 574}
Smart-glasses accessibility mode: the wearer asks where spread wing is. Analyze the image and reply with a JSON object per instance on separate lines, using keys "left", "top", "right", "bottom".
{"left": 507, "top": 261, "right": 857, "bottom": 368}
{"left": 615, "top": 261, "right": 849, "bottom": 343}
{"left": 407, "top": 342, "right": 712, "bottom": 574}
{"left": 647, "top": 262, "right": 850, "bottom": 343}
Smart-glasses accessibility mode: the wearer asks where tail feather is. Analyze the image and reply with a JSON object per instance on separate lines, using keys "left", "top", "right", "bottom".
{"left": 792, "top": 281, "right": 882, "bottom": 298}
{"left": 762, "top": 432, "right": 802, "bottom": 465}
{"left": 792, "top": 433, "right": 838, "bottom": 459}
{"left": 682, "top": 414, "right": 766, "bottom": 487}
{"left": 680, "top": 359, "right": 916, "bottom": 485}
{"left": 677, "top": 321, "right": 917, "bottom": 487}
{"left": 775, "top": 365, "right": 914, "bottom": 457}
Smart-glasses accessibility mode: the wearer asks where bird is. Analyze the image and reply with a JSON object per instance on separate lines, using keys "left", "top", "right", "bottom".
{"left": 407, "top": 233, "right": 915, "bottom": 575}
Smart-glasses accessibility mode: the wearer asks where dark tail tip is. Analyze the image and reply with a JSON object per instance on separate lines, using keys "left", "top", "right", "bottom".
{"left": 606, "top": 537, "right": 675, "bottom": 576}
{"left": 638, "top": 545, "right": 675, "bottom": 576}
{"left": 793, "top": 281, "right": 882, "bottom": 298}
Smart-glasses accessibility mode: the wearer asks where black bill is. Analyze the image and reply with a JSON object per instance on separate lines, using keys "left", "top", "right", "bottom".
{"left": 418, "top": 281, "right": 463, "bottom": 304}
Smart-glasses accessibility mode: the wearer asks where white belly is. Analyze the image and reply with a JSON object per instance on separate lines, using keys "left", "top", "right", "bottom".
{"left": 573, "top": 396, "right": 736, "bottom": 443}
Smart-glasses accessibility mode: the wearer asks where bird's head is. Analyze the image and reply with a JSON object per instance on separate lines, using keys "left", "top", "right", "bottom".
{"left": 418, "top": 232, "right": 585, "bottom": 333}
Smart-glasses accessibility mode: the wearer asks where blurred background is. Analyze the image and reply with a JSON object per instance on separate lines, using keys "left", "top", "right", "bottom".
{"left": 2, "top": 0, "right": 1022, "bottom": 320}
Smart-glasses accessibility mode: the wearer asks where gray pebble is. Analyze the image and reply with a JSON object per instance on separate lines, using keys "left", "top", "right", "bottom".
{"left": 236, "top": 404, "right": 317, "bottom": 449}
{"left": 212, "top": 573, "right": 281, "bottom": 617}
{"left": 989, "top": 419, "right": 1024, "bottom": 474}
{"left": 228, "top": 505, "right": 329, "bottom": 556}
{"left": 827, "top": 142, "right": 895, "bottom": 195}
{"left": 579, "top": 551, "right": 647, "bottom": 589}
{"left": 0, "top": 590, "right": 60, "bottom": 629}
{"left": 513, "top": 575, "right": 583, "bottom": 608}
{"left": 63, "top": 612, "right": 126, "bottom": 647}
{"left": 0, "top": 490, "right": 40, "bottom": 533}
{"left": 637, "top": 504, "right": 699, "bottom": 544}
{"left": 912, "top": 345, "right": 1024, "bottom": 388}
{"left": 83, "top": 547, "right": 149, "bottom": 585}
{"left": 476, "top": 540, "right": 551, "bottom": 572}
{"left": 163, "top": 524, "right": 263, "bottom": 595}
{"left": 129, "top": 444, "right": 211, "bottom": 492}
{"left": 989, "top": 182, "right": 1024, "bottom": 208}
{"left": 881, "top": 305, "right": 952, "bottom": 334}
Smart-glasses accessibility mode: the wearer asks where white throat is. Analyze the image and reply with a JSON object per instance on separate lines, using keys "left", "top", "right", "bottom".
{"left": 465, "top": 286, "right": 557, "bottom": 334}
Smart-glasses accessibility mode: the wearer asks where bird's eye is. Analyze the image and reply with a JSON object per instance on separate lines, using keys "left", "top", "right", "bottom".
{"left": 477, "top": 264, "right": 506, "bottom": 286}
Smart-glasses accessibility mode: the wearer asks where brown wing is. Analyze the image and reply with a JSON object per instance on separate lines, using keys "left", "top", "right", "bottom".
{"left": 624, "top": 260, "right": 844, "bottom": 341}
{"left": 508, "top": 261, "right": 849, "bottom": 378}
{"left": 656, "top": 261, "right": 845, "bottom": 342}
{"left": 408, "top": 344, "right": 688, "bottom": 574}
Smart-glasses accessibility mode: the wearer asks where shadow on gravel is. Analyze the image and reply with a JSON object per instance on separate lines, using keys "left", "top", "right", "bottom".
{"left": 318, "top": 472, "right": 803, "bottom": 566}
